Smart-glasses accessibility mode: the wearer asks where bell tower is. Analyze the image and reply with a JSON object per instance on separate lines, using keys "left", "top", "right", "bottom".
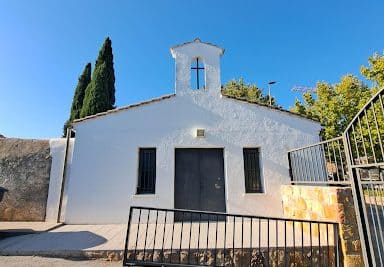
{"left": 170, "top": 38, "right": 224, "bottom": 96}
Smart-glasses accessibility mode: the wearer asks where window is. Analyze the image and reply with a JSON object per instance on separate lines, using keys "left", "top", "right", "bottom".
{"left": 191, "top": 58, "right": 205, "bottom": 89}
{"left": 137, "top": 148, "right": 156, "bottom": 194}
{"left": 243, "top": 148, "right": 263, "bottom": 193}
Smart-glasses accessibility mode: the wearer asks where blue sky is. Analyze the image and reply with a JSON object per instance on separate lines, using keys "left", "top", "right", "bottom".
{"left": 1, "top": 1, "right": 383, "bottom": 138}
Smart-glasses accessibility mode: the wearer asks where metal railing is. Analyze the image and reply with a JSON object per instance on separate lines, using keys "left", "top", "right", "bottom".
{"left": 287, "top": 87, "right": 384, "bottom": 266}
{"left": 343, "top": 89, "right": 384, "bottom": 266}
{"left": 123, "top": 206, "right": 340, "bottom": 266}
{"left": 288, "top": 137, "right": 350, "bottom": 185}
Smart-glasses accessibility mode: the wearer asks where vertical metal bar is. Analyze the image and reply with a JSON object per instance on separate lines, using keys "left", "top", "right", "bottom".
{"left": 293, "top": 221, "right": 295, "bottom": 266}
{"left": 214, "top": 215, "right": 218, "bottom": 266}
{"left": 224, "top": 214, "right": 227, "bottom": 265}
{"left": 241, "top": 217, "right": 244, "bottom": 266}
{"left": 284, "top": 220, "right": 287, "bottom": 267}
{"left": 250, "top": 218, "right": 253, "bottom": 267}
{"left": 301, "top": 222, "right": 304, "bottom": 266}
{"left": 331, "top": 141, "right": 341, "bottom": 181}
{"left": 372, "top": 185, "right": 384, "bottom": 265}
{"left": 366, "top": 181, "right": 381, "bottom": 265}
{"left": 143, "top": 209, "right": 150, "bottom": 261}
{"left": 161, "top": 211, "right": 167, "bottom": 263}
{"left": 276, "top": 220, "right": 279, "bottom": 266}
{"left": 267, "top": 218, "right": 270, "bottom": 266}
{"left": 358, "top": 116, "right": 368, "bottom": 162}
{"left": 188, "top": 212, "right": 192, "bottom": 265}
{"left": 206, "top": 216, "right": 210, "bottom": 265}
{"left": 179, "top": 212, "right": 184, "bottom": 264}
{"left": 232, "top": 216, "right": 235, "bottom": 267}
{"left": 337, "top": 139, "right": 346, "bottom": 181}
{"left": 319, "top": 144, "right": 328, "bottom": 181}
{"left": 352, "top": 124, "right": 361, "bottom": 164}
{"left": 364, "top": 109, "right": 377, "bottom": 163}
{"left": 371, "top": 102, "right": 384, "bottom": 161}
{"left": 197, "top": 213, "right": 201, "bottom": 264}
{"left": 289, "top": 152, "right": 296, "bottom": 182}
{"left": 170, "top": 211, "right": 175, "bottom": 264}
{"left": 334, "top": 224, "right": 340, "bottom": 267}
{"left": 326, "top": 143, "right": 334, "bottom": 181}
{"left": 327, "top": 224, "right": 330, "bottom": 267}
{"left": 123, "top": 206, "right": 134, "bottom": 264}
{"left": 369, "top": 180, "right": 384, "bottom": 266}
{"left": 151, "top": 210, "right": 159, "bottom": 262}
{"left": 259, "top": 218, "right": 261, "bottom": 258}
{"left": 310, "top": 223, "right": 313, "bottom": 267}
{"left": 134, "top": 208, "right": 142, "bottom": 260}
{"left": 318, "top": 222, "right": 321, "bottom": 267}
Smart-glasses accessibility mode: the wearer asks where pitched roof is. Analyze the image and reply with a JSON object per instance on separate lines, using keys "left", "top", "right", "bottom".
{"left": 221, "top": 94, "right": 319, "bottom": 123}
{"left": 72, "top": 92, "right": 318, "bottom": 125}
{"left": 170, "top": 38, "right": 225, "bottom": 55}
{"left": 73, "top": 94, "right": 176, "bottom": 124}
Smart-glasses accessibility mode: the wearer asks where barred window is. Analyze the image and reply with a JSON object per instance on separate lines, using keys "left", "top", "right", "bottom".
{"left": 137, "top": 148, "right": 156, "bottom": 194}
{"left": 243, "top": 148, "right": 263, "bottom": 193}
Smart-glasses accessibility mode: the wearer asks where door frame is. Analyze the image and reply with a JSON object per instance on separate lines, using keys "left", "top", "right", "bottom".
{"left": 173, "top": 147, "right": 227, "bottom": 212}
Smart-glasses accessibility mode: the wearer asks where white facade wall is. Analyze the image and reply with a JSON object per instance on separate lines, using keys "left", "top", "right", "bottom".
{"left": 64, "top": 94, "right": 320, "bottom": 224}
{"left": 63, "top": 39, "right": 321, "bottom": 224}
{"left": 45, "top": 138, "right": 74, "bottom": 222}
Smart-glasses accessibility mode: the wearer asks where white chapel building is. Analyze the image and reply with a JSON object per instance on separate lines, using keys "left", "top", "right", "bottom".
{"left": 63, "top": 39, "right": 321, "bottom": 224}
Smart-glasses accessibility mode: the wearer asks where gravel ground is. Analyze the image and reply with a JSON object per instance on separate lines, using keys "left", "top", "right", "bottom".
{"left": 0, "top": 256, "right": 123, "bottom": 267}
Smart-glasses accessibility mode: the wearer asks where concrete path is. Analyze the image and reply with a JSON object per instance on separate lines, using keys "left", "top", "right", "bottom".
{"left": 0, "top": 256, "right": 121, "bottom": 267}
{"left": 0, "top": 224, "right": 126, "bottom": 260}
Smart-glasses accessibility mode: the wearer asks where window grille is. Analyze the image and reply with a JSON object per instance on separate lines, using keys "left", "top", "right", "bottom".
{"left": 243, "top": 148, "right": 263, "bottom": 193}
{"left": 137, "top": 148, "right": 156, "bottom": 194}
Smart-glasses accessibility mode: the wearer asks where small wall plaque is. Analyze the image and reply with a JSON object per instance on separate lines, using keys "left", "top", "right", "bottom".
{"left": 196, "top": 129, "right": 205, "bottom": 138}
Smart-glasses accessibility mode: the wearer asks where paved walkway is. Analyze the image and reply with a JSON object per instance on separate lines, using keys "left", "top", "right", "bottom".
{"left": 0, "top": 256, "right": 121, "bottom": 267}
{"left": 0, "top": 224, "right": 126, "bottom": 259}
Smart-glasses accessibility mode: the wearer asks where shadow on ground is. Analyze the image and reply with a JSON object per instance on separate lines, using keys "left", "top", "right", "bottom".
{"left": 0, "top": 231, "right": 108, "bottom": 251}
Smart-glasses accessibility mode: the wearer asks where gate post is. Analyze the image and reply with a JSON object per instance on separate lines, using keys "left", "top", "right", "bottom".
{"left": 342, "top": 135, "right": 372, "bottom": 266}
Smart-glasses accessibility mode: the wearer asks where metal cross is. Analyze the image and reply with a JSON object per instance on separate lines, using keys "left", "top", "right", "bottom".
{"left": 191, "top": 58, "right": 204, "bottom": 89}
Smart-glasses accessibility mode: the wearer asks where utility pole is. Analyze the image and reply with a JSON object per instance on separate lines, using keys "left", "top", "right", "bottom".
{"left": 267, "top": 81, "right": 276, "bottom": 106}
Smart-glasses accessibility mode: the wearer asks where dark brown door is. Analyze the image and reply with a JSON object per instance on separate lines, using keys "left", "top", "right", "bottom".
{"left": 174, "top": 148, "right": 226, "bottom": 220}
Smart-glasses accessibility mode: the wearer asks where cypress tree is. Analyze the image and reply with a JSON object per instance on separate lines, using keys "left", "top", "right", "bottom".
{"left": 63, "top": 62, "right": 92, "bottom": 136}
{"left": 81, "top": 37, "right": 115, "bottom": 117}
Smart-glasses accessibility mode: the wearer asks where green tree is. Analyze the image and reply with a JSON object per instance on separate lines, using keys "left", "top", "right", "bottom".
{"left": 221, "top": 78, "right": 278, "bottom": 106}
{"left": 361, "top": 52, "right": 384, "bottom": 88}
{"left": 63, "top": 62, "right": 92, "bottom": 136}
{"left": 291, "top": 75, "right": 371, "bottom": 139}
{"left": 81, "top": 37, "right": 116, "bottom": 117}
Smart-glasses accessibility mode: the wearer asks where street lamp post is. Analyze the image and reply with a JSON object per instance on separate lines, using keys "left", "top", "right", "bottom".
{"left": 267, "top": 81, "right": 276, "bottom": 106}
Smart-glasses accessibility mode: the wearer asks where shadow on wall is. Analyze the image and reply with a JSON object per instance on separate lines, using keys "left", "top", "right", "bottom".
{"left": 0, "top": 231, "right": 108, "bottom": 251}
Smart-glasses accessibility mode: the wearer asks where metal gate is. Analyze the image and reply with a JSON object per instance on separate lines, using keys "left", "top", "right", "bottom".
{"left": 288, "top": 87, "right": 384, "bottom": 266}
{"left": 123, "top": 206, "right": 340, "bottom": 266}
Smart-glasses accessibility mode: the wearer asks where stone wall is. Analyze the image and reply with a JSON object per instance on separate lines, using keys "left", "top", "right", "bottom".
{"left": 0, "top": 138, "right": 52, "bottom": 221}
{"left": 281, "top": 185, "right": 363, "bottom": 267}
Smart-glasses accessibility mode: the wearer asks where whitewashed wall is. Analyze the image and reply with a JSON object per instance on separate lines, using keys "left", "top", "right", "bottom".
{"left": 45, "top": 138, "right": 74, "bottom": 222}
{"left": 64, "top": 94, "right": 320, "bottom": 224}
{"left": 64, "top": 40, "right": 321, "bottom": 224}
